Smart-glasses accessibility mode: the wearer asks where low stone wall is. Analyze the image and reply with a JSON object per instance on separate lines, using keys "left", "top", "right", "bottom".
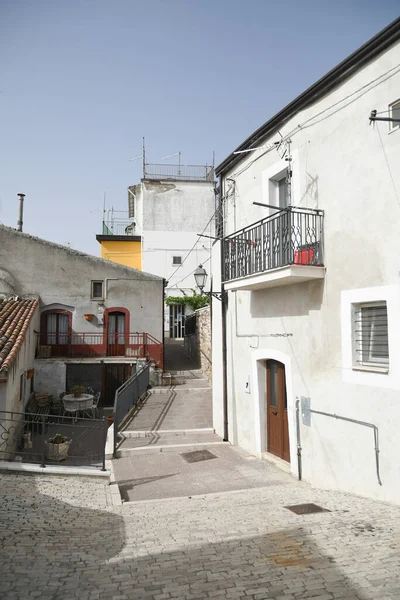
{"left": 196, "top": 306, "right": 212, "bottom": 382}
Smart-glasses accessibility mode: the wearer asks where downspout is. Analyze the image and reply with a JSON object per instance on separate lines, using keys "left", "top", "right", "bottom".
{"left": 220, "top": 175, "right": 229, "bottom": 442}
{"left": 295, "top": 398, "right": 302, "bottom": 480}
{"left": 162, "top": 278, "right": 166, "bottom": 367}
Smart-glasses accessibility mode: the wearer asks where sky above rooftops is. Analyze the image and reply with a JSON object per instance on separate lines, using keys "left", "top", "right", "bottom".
{"left": 0, "top": 0, "right": 399, "bottom": 255}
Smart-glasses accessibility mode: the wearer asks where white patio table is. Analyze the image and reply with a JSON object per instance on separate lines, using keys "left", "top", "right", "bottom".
{"left": 62, "top": 394, "right": 94, "bottom": 419}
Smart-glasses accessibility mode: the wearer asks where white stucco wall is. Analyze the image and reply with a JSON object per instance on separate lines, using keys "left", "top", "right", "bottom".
{"left": 0, "top": 306, "right": 39, "bottom": 413}
{"left": 34, "top": 360, "right": 66, "bottom": 400}
{"left": 212, "top": 42, "right": 400, "bottom": 504}
{"left": 0, "top": 226, "right": 164, "bottom": 342}
{"left": 132, "top": 179, "right": 216, "bottom": 333}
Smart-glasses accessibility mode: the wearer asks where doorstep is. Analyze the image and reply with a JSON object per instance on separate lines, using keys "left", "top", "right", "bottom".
{"left": 260, "top": 452, "right": 291, "bottom": 474}
{"left": 0, "top": 461, "right": 110, "bottom": 479}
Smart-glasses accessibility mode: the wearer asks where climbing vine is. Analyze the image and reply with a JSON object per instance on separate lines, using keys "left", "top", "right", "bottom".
{"left": 165, "top": 290, "right": 209, "bottom": 311}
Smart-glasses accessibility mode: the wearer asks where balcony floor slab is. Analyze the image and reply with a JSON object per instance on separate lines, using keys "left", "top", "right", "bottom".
{"left": 224, "top": 265, "right": 325, "bottom": 291}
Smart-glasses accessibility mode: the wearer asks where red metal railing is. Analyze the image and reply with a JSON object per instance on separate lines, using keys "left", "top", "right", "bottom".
{"left": 36, "top": 332, "right": 164, "bottom": 369}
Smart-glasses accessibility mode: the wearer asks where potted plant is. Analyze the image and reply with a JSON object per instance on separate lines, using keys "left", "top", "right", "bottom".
{"left": 71, "top": 385, "right": 85, "bottom": 398}
{"left": 45, "top": 433, "right": 72, "bottom": 462}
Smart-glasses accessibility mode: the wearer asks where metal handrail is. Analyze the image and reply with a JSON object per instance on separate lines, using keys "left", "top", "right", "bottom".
{"left": 224, "top": 206, "right": 324, "bottom": 240}
{"left": 113, "top": 362, "right": 150, "bottom": 457}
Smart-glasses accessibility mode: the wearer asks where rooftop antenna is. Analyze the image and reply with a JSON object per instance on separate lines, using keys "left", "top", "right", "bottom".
{"left": 162, "top": 151, "right": 181, "bottom": 176}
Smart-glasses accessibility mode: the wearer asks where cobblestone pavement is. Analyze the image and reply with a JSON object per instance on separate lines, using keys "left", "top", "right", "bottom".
{"left": 1, "top": 470, "right": 400, "bottom": 599}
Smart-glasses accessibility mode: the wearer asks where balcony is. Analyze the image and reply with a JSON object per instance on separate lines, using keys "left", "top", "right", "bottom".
{"left": 223, "top": 207, "right": 324, "bottom": 291}
{"left": 35, "top": 333, "right": 163, "bottom": 369}
{"left": 143, "top": 162, "right": 214, "bottom": 182}
{"left": 101, "top": 220, "right": 138, "bottom": 236}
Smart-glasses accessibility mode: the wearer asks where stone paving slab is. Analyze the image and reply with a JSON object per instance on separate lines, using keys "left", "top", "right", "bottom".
{"left": 2, "top": 470, "right": 400, "bottom": 599}
{"left": 113, "top": 444, "right": 292, "bottom": 501}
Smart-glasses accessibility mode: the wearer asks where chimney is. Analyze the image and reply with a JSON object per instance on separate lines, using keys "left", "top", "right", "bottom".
{"left": 17, "top": 193, "right": 25, "bottom": 232}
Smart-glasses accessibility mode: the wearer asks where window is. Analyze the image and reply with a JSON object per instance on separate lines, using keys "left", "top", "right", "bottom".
{"left": 389, "top": 99, "right": 400, "bottom": 131}
{"left": 269, "top": 169, "right": 289, "bottom": 209}
{"left": 107, "top": 311, "right": 126, "bottom": 346}
{"left": 46, "top": 313, "right": 69, "bottom": 345}
{"left": 353, "top": 302, "right": 389, "bottom": 369}
{"left": 40, "top": 310, "right": 72, "bottom": 346}
{"left": 172, "top": 256, "right": 182, "bottom": 266}
{"left": 91, "top": 280, "right": 104, "bottom": 299}
{"left": 277, "top": 175, "right": 289, "bottom": 208}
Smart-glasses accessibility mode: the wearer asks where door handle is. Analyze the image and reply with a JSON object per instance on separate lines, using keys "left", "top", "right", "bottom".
{"left": 272, "top": 411, "right": 278, "bottom": 416}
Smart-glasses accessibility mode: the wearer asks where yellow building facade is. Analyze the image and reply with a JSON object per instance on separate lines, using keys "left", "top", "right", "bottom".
{"left": 96, "top": 234, "right": 142, "bottom": 270}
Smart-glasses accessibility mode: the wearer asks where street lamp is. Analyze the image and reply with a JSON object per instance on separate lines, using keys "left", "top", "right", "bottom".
{"left": 194, "top": 265, "right": 225, "bottom": 302}
{"left": 194, "top": 264, "right": 208, "bottom": 293}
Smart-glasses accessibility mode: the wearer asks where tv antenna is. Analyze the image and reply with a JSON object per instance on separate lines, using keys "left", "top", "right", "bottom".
{"left": 162, "top": 151, "right": 181, "bottom": 176}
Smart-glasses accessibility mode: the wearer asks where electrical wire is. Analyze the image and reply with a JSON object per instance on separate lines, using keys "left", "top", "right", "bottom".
{"left": 170, "top": 256, "right": 211, "bottom": 289}
{"left": 229, "top": 63, "right": 400, "bottom": 180}
{"left": 166, "top": 206, "right": 220, "bottom": 283}
{"left": 375, "top": 122, "right": 400, "bottom": 207}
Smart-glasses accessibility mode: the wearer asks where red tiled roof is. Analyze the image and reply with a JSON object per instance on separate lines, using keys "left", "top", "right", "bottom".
{"left": 0, "top": 296, "right": 39, "bottom": 376}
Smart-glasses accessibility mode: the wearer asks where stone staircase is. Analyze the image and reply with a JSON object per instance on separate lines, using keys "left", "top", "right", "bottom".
{"left": 115, "top": 369, "right": 219, "bottom": 457}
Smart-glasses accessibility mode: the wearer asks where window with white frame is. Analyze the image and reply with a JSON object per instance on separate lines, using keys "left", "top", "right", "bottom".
{"left": 91, "top": 280, "right": 104, "bottom": 300}
{"left": 353, "top": 302, "right": 389, "bottom": 369}
{"left": 389, "top": 99, "right": 400, "bottom": 132}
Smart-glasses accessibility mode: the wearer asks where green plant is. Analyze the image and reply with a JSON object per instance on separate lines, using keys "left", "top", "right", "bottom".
{"left": 47, "top": 433, "right": 70, "bottom": 445}
{"left": 70, "top": 385, "right": 85, "bottom": 397}
{"left": 165, "top": 290, "right": 209, "bottom": 311}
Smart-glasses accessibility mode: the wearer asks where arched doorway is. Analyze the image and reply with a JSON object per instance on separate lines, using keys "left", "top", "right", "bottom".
{"left": 266, "top": 359, "right": 290, "bottom": 462}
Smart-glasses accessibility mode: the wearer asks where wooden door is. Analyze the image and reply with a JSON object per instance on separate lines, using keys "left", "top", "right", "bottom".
{"left": 266, "top": 360, "right": 290, "bottom": 462}
{"left": 107, "top": 312, "right": 126, "bottom": 356}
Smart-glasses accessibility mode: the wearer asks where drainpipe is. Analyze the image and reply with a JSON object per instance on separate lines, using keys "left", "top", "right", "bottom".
{"left": 17, "top": 193, "right": 25, "bottom": 232}
{"left": 295, "top": 398, "right": 302, "bottom": 480}
{"left": 219, "top": 175, "right": 229, "bottom": 442}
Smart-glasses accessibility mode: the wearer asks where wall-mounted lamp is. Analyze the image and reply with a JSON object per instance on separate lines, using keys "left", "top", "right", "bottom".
{"left": 194, "top": 265, "right": 226, "bottom": 302}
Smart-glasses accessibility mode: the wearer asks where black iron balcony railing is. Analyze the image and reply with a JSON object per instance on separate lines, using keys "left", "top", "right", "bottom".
{"left": 223, "top": 207, "right": 324, "bottom": 282}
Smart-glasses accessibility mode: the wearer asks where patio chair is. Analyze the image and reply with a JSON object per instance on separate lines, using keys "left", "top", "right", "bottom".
{"left": 85, "top": 386, "right": 95, "bottom": 395}
{"left": 90, "top": 391, "right": 101, "bottom": 419}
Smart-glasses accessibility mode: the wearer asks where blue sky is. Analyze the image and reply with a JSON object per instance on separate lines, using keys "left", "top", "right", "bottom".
{"left": 1, "top": 1, "right": 399, "bottom": 255}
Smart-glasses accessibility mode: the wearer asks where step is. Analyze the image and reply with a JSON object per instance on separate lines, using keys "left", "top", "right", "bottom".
{"left": 168, "top": 369, "right": 205, "bottom": 378}
{"left": 150, "top": 386, "right": 211, "bottom": 395}
{"left": 122, "top": 427, "right": 215, "bottom": 438}
{"left": 116, "top": 440, "right": 225, "bottom": 457}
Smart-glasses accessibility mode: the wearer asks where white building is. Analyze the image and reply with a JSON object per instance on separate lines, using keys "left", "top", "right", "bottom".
{"left": 211, "top": 18, "right": 400, "bottom": 504}
{"left": 128, "top": 162, "right": 216, "bottom": 338}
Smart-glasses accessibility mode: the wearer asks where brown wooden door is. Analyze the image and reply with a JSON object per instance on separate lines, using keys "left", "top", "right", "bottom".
{"left": 266, "top": 360, "right": 290, "bottom": 462}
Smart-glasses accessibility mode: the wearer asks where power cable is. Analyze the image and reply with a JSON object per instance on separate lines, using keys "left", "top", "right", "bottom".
{"left": 166, "top": 207, "right": 219, "bottom": 282}
{"left": 170, "top": 256, "right": 211, "bottom": 289}
{"left": 229, "top": 63, "right": 400, "bottom": 180}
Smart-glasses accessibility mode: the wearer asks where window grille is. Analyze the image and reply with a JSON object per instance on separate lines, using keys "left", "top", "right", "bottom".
{"left": 354, "top": 303, "right": 389, "bottom": 368}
